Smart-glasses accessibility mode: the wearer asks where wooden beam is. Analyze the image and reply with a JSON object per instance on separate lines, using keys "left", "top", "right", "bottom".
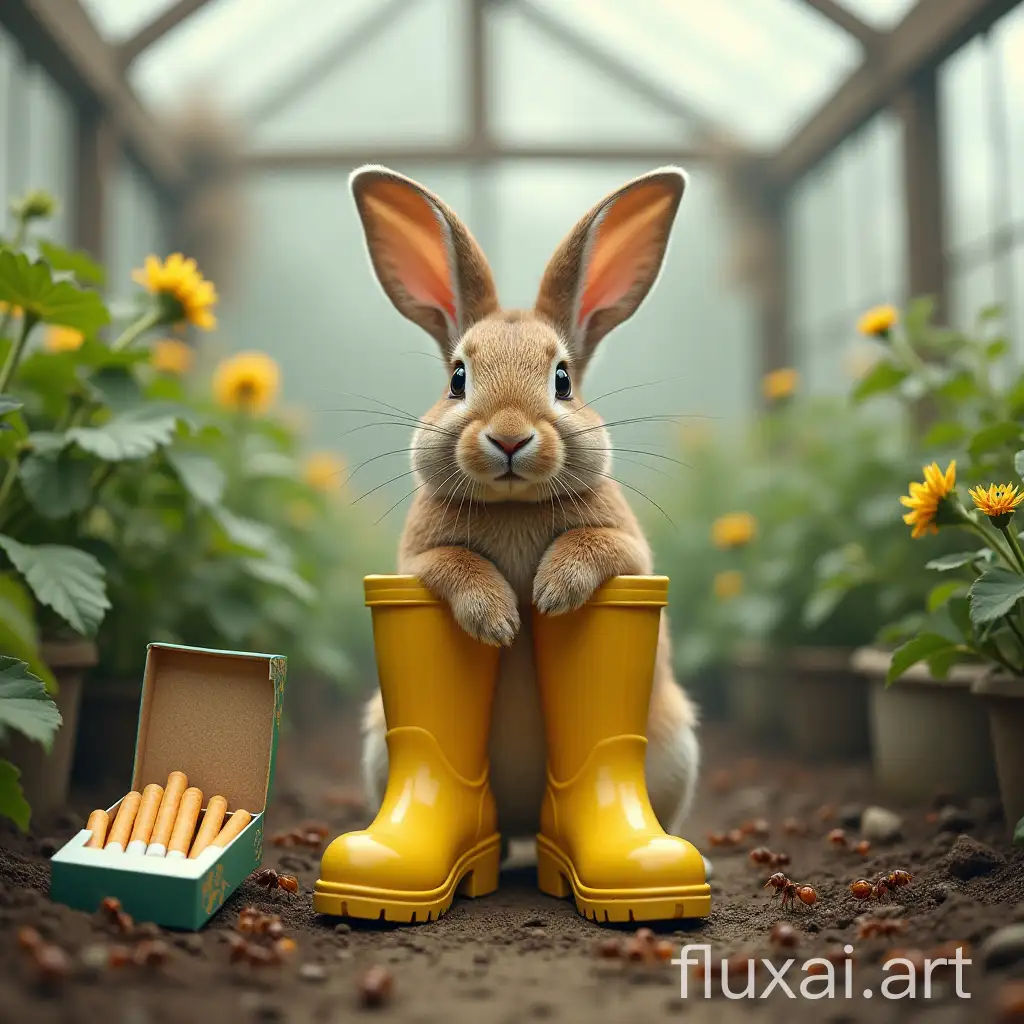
{"left": 895, "top": 69, "right": 947, "bottom": 320}
{"left": 239, "top": 141, "right": 717, "bottom": 172}
{"left": 1, "top": 0, "right": 186, "bottom": 191}
{"left": 770, "top": 0, "right": 1023, "bottom": 187}
{"left": 117, "top": 0, "right": 216, "bottom": 68}
{"left": 468, "top": 0, "right": 488, "bottom": 147}
{"left": 514, "top": 0, "right": 722, "bottom": 137}
{"left": 796, "top": 0, "right": 883, "bottom": 49}
{"left": 72, "top": 113, "right": 118, "bottom": 261}
{"left": 244, "top": 0, "right": 421, "bottom": 125}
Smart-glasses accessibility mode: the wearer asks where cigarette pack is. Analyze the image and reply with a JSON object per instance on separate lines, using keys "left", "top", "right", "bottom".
{"left": 50, "top": 643, "right": 287, "bottom": 930}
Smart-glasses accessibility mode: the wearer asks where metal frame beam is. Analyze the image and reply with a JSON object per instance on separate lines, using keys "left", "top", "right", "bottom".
{"left": 243, "top": 0, "right": 420, "bottom": 126}
{"left": 117, "top": 0, "right": 217, "bottom": 68}
{"left": 239, "top": 141, "right": 717, "bottom": 171}
{"left": 1, "top": 0, "right": 185, "bottom": 191}
{"left": 770, "top": 0, "right": 1022, "bottom": 187}
{"left": 795, "top": 0, "right": 883, "bottom": 49}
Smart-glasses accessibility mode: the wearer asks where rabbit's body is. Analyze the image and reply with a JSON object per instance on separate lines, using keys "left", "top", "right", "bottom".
{"left": 351, "top": 166, "right": 700, "bottom": 842}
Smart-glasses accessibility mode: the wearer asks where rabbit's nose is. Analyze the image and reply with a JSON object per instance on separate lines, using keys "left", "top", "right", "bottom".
{"left": 487, "top": 432, "right": 535, "bottom": 457}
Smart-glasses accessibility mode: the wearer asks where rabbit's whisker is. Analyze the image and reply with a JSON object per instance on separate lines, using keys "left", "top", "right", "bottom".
{"left": 374, "top": 461, "right": 461, "bottom": 525}
{"left": 560, "top": 415, "right": 697, "bottom": 441}
{"left": 335, "top": 420, "right": 459, "bottom": 442}
{"left": 591, "top": 469, "right": 677, "bottom": 531}
{"left": 589, "top": 447, "right": 692, "bottom": 470}
{"left": 341, "top": 444, "right": 447, "bottom": 486}
{"left": 563, "top": 373, "right": 692, "bottom": 416}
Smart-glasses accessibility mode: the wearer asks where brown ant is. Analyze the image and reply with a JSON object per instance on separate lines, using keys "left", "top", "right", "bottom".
{"left": 856, "top": 917, "right": 907, "bottom": 940}
{"left": 827, "top": 829, "right": 872, "bottom": 856}
{"left": 850, "top": 869, "right": 912, "bottom": 902}
{"left": 749, "top": 847, "right": 790, "bottom": 868}
{"left": 764, "top": 872, "right": 818, "bottom": 911}
{"left": 252, "top": 868, "right": 299, "bottom": 894}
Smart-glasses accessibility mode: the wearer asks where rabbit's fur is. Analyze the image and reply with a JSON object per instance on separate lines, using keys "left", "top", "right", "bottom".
{"left": 351, "top": 165, "right": 700, "bottom": 840}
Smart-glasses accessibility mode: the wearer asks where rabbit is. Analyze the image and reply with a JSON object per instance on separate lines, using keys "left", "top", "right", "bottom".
{"left": 350, "top": 164, "right": 700, "bottom": 845}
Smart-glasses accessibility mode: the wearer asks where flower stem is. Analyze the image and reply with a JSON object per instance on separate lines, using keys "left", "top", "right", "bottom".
{"left": 0, "top": 456, "right": 18, "bottom": 510}
{"left": 0, "top": 313, "right": 38, "bottom": 394}
{"left": 1000, "top": 523, "right": 1024, "bottom": 574}
{"left": 965, "top": 519, "right": 1018, "bottom": 572}
{"left": 111, "top": 307, "right": 162, "bottom": 352}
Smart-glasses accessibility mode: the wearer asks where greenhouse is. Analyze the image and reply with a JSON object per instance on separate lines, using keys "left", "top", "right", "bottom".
{"left": 0, "top": 1, "right": 1022, "bottom": 1021}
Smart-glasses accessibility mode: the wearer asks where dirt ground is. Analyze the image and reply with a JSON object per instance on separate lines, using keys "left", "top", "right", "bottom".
{"left": 1, "top": 704, "right": 1023, "bottom": 1024}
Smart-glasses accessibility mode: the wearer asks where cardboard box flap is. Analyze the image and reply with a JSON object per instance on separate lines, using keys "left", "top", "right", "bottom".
{"left": 132, "top": 645, "right": 284, "bottom": 814}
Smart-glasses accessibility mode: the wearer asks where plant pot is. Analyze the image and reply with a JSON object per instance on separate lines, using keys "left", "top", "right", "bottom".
{"left": 971, "top": 673, "right": 1024, "bottom": 833}
{"left": 3, "top": 639, "right": 96, "bottom": 821}
{"left": 783, "top": 647, "right": 869, "bottom": 760}
{"left": 71, "top": 676, "right": 143, "bottom": 790}
{"left": 853, "top": 646, "right": 998, "bottom": 802}
{"left": 726, "top": 646, "right": 784, "bottom": 740}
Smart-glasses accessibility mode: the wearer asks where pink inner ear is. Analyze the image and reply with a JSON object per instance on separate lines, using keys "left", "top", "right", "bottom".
{"left": 577, "top": 259, "right": 640, "bottom": 326}
{"left": 395, "top": 252, "right": 457, "bottom": 322}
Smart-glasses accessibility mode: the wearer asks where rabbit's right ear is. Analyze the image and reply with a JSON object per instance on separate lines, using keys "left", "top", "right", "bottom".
{"left": 349, "top": 165, "right": 498, "bottom": 356}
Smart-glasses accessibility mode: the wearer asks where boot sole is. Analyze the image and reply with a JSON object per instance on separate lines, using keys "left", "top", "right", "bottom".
{"left": 535, "top": 834, "right": 712, "bottom": 923}
{"left": 313, "top": 833, "right": 501, "bottom": 923}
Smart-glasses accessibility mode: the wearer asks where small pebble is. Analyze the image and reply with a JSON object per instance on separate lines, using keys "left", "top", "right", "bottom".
{"left": 837, "top": 804, "right": 863, "bottom": 829}
{"left": 334, "top": 922, "right": 351, "bottom": 935}
{"left": 299, "top": 963, "right": 327, "bottom": 983}
{"left": 980, "top": 924, "right": 1024, "bottom": 969}
{"left": 359, "top": 965, "right": 393, "bottom": 1008}
{"left": 860, "top": 806, "right": 903, "bottom": 843}
{"left": 522, "top": 917, "right": 546, "bottom": 928}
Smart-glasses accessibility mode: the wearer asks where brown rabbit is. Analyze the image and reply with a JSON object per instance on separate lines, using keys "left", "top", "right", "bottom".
{"left": 351, "top": 164, "right": 699, "bottom": 844}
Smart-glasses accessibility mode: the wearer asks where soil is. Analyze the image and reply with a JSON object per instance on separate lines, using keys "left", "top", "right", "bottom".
{"left": 2, "top": 708, "right": 1023, "bottom": 1024}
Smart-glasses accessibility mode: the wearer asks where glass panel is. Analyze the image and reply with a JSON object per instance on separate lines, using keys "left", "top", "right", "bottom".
{"left": 994, "top": 4, "right": 1024, "bottom": 227}
{"left": 79, "top": 0, "right": 180, "bottom": 41}
{"left": 490, "top": 2, "right": 698, "bottom": 145}
{"left": 106, "top": 160, "right": 166, "bottom": 302}
{"left": 527, "top": 0, "right": 858, "bottom": 146}
{"left": 940, "top": 35, "right": 996, "bottom": 252}
{"left": 251, "top": 0, "right": 464, "bottom": 147}
{"left": 25, "top": 66, "right": 75, "bottom": 245}
{"left": 949, "top": 259, "right": 998, "bottom": 331}
{"left": 837, "top": 0, "right": 918, "bottom": 29}
{"left": 0, "top": 23, "right": 18, "bottom": 235}
{"left": 1011, "top": 243, "right": 1024, "bottom": 363}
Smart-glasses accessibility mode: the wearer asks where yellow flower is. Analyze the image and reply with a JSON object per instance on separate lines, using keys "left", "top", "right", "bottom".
{"left": 0, "top": 301, "right": 23, "bottom": 318}
{"left": 304, "top": 452, "right": 346, "bottom": 492}
{"left": 212, "top": 351, "right": 280, "bottom": 414}
{"left": 762, "top": 367, "right": 799, "bottom": 402}
{"left": 43, "top": 325, "right": 84, "bottom": 353}
{"left": 712, "top": 512, "right": 757, "bottom": 550}
{"left": 132, "top": 253, "right": 218, "bottom": 330}
{"left": 900, "top": 460, "right": 957, "bottom": 539}
{"left": 858, "top": 304, "right": 898, "bottom": 338}
{"left": 968, "top": 482, "right": 1024, "bottom": 524}
{"left": 714, "top": 571, "right": 744, "bottom": 600}
{"left": 151, "top": 338, "right": 194, "bottom": 375}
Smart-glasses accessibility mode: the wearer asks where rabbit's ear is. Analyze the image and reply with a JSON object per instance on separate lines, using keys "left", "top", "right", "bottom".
{"left": 535, "top": 167, "right": 686, "bottom": 369}
{"left": 350, "top": 165, "right": 498, "bottom": 355}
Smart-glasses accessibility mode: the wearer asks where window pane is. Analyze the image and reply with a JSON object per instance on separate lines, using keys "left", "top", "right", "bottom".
{"left": 949, "top": 260, "right": 998, "bottom": 331}
{"left": 995, "top": 5, "right": 1024, "bottom": 226}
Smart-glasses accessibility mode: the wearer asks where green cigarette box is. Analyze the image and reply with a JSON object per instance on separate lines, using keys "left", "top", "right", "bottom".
{"left": 50, "top": 643, "right": 287, "bottom": 930}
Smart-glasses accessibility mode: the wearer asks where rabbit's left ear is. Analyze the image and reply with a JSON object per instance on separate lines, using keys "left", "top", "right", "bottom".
{"left": 534, "top": 167, "right": 686, "bottom": 370}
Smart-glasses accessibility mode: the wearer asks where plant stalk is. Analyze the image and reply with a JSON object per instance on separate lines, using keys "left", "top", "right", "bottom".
{"left": 111, "top": 307, "right": 162, "bottom": 353}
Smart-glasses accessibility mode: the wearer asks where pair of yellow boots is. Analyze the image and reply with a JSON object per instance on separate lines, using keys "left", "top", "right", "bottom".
{"left": 314, "top": 575, "right": 710, "bottom": 924}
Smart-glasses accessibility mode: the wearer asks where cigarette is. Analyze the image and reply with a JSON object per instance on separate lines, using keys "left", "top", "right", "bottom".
{"left": 105, "top": 791, "right": 142, "bottom": 853}
{"left": 146, "top": 771, "right": 188, "bottom": 857}
{"left": 166, "top": 787, "right": 203, "bottom": 859}
{"left": 210, "top": 809, "right": 251, "bottom": 849}
{"left": 84, "top": 809, "right": 109, "bottom": 849}
{"left": 126, "top": 783, "right": 164, "bottom": 854}
{"left": 188, "top": 795, "right": 228, "bottom": 859}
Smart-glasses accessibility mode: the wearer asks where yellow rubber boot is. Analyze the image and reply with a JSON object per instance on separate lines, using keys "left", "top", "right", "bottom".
{"left": 533, "top": 576, "right": 711, "bottom": 923}
{"left": 314, "top": 576, "right": 502, "bottom": 923}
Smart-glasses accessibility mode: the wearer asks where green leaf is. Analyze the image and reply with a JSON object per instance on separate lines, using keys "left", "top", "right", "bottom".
{"left": 0, "top": 535, "right": 110, "bottom": 635}
{"left": 978, "top": 303, "right": 1005, "bottom": 324}
{"left": 947, "top": 596, "right": 974, "bottom": 644}
{"left": 213, "top": 508, "right": 279, "bottom": 557}
{"left": 1015, "top": 450, "right": 1024, "bottom": 480}
{"left": 68, "top": 405, "right": 181, "bottom": 461}
{"left": 38, "top": 241, "right": 106, "bottom": 286}
{"left": 969, "top": 567, "right": 1024, "bottom": 626}
{"left": 802, "top": 587, "right": 845, "bottom": 629}
{"left": 83, "top": 367, "right": 145, "bottom": 413}
{"left": 923, "top": 421, "right": 968, "bottom": 448}
{"left": 1014, "top": 815, "right": 1024, "bottom": 845}
{"left": 852, "top": 361, "right": 908, "bottom": 404}
{"left": 926, "top": 552, "right": 982, "bottom": 571}
{"left": 26, "top": 431, "right": 68, "bottom": 457}
{"left": 166, "top": 449, "right": 225, "bottom": 507}
{"left": 927, "top": 580, "right": 968, "bottom": 613}
{"left": 904, "top": 296, "right": 936, "bottom": 339}
{"left": 985, "top": 338, "right": 1009, "bottom": 360}
{"left": 240, "top": 559, "right": 316, "bottom": 602}
{"left": 19, "top": 454, "right": 93, "bottom": 518}
{"left": 0, "top": 759, "right": 30, "bottom": 832}
{"left": 0, "top": 656, "right": 61, "bottom": 749}
{"left": 0, "top": 249, "right": 109, "bottom": 333}
{"left": 0, "top": 394, "right": 23, "bottom": 419}
{"left": 969, "top": 422, "right": 1022, "bottom": 459}
{"left": 0, "top": 573, "right": 54, "bottom": 689}
{"left": 887, "top": 633, "right": 958, "bottom": 685}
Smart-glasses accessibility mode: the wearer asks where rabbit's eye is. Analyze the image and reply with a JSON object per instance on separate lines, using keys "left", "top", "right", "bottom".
{"left": 554, "top": 362, "right": 572, "bottom": 400}
{"left": 449, "top": 362, "right": 466, "bottom": 399}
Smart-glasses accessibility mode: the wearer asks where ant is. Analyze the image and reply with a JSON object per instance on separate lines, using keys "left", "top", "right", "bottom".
{"left": 827, "top": 829, "right": 872, "bottom": 856}
{"left": 252, "top": 868, "right": 299, "bottom": 894}
{"left": 850, "top": 869, "right": 912, "bottom": 903}
{"left": 857, "top": 917, "right": 907, "bottom": 940}
{"left": 749, "top": 847, "right": 790, "bottom": 869}
{"left": 764, "top": 872, "right": 818, "bottom": 911}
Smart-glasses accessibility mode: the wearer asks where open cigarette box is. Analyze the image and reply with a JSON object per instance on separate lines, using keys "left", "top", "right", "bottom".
{"left": 50, "top": 643, "right": 287, "bottom": 930}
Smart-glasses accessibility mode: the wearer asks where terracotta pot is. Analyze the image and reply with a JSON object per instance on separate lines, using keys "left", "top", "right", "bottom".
{"left": 783, "top": 647, "right": 869, "bottom": 760}
{"left": 3, "top": 639, "right": 96, "bottom": 821}
{"left": 726, "top": 646, "right": 784, "bottom": 740}
{"left": 71, "top": 676, "right": 142, "bottom": 789}
{"left": 971, "top": 673, "right": 1024, "bottom": 833}
{"left": 853, "top": 646, "right": 998, "bottom": 802}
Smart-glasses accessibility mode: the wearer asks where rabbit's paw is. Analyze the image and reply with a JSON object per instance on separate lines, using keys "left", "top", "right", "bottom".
{"left": 448, "top": 576, "right": 520, "bottom": 647}
{"left": 532, "top": 557, "right": 603, "bottom": 617}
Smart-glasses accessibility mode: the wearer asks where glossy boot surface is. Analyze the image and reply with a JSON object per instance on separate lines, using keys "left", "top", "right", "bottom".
{"left": 533, "top": 577, "right": 710, "bottom": 922}
{"left": 315, "top": 576, "right": 501, "bottom": 923}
